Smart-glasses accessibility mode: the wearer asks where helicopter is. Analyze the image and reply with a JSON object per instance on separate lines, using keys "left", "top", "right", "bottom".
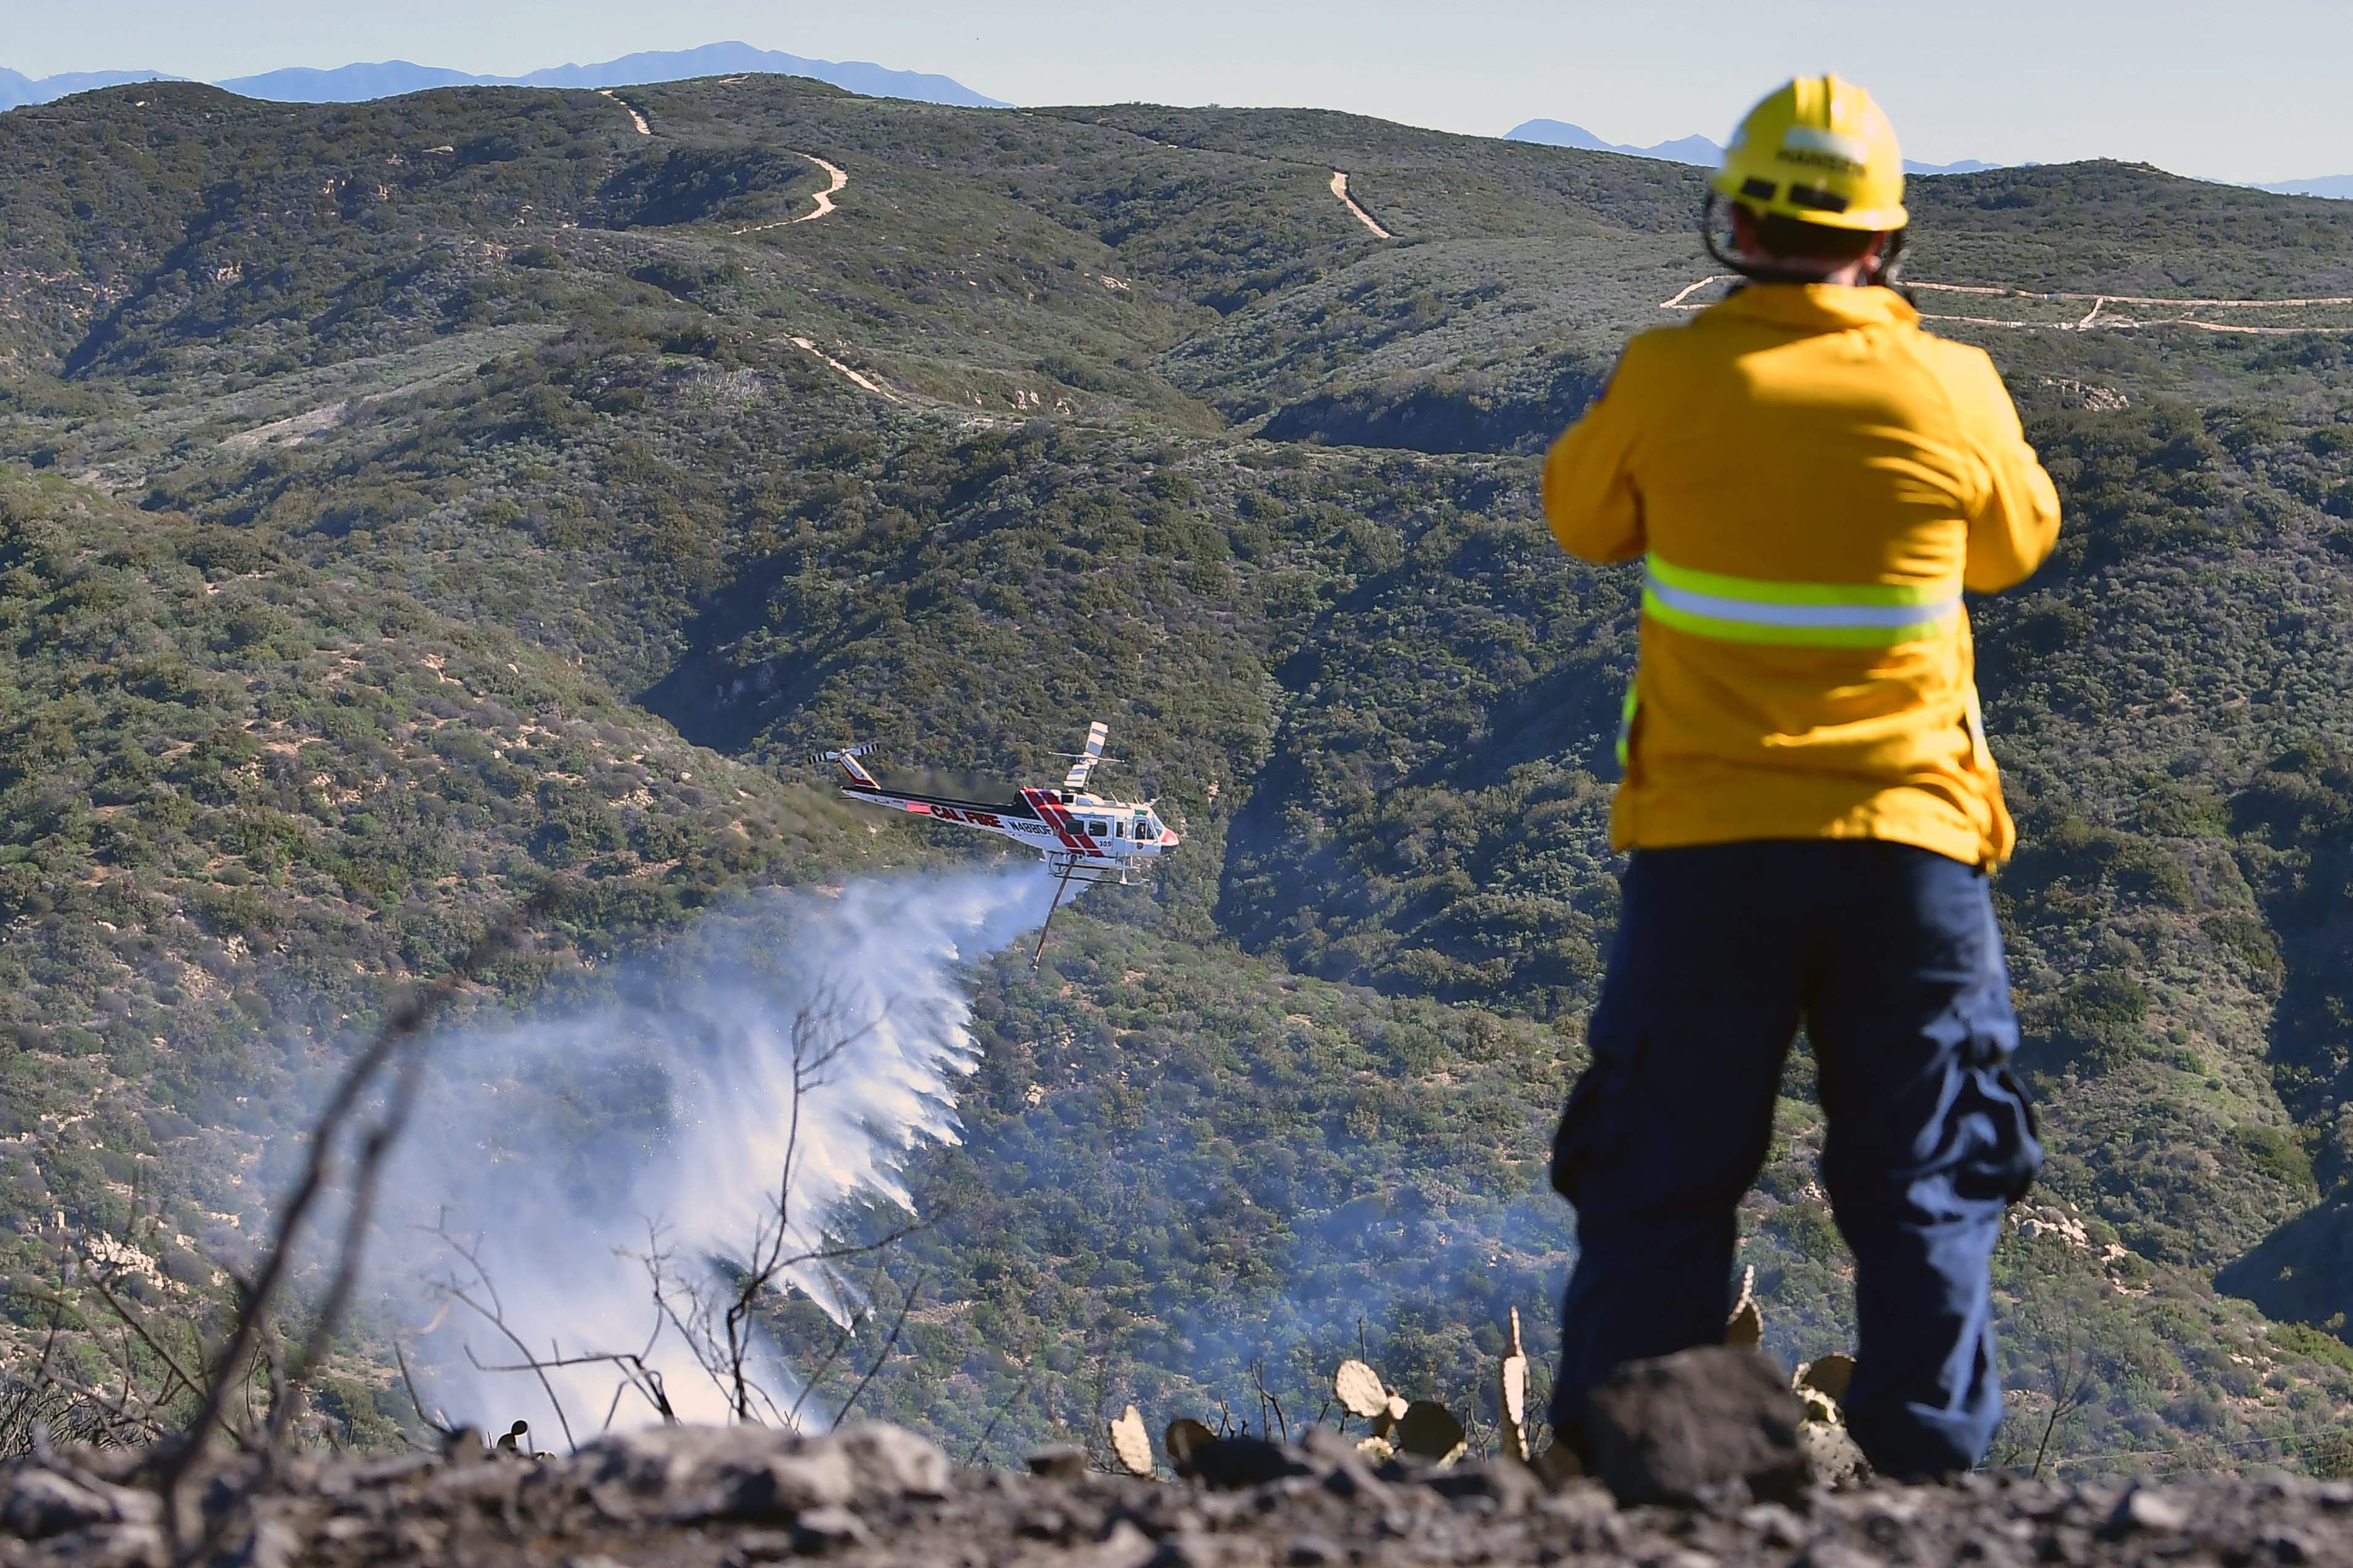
{"left": 810, "top": 721, "right": 1178, "bottom": 967}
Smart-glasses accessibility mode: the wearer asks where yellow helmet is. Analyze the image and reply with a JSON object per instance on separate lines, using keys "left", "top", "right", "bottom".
{"left": 1712, "top": 76, "right": 1907, "bottom": 232}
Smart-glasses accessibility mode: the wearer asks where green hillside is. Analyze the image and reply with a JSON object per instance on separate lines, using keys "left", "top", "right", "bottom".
{"left": 3, "top": 74, "right": 2353, "bottom": 1473}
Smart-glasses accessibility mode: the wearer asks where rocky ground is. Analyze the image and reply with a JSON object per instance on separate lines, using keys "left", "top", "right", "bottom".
{"left": 0, "top": 1344, "right": 2333, "bottom": 1567}
{"left": 3, "top": 1419, "right": 2350, "bottom": 1568}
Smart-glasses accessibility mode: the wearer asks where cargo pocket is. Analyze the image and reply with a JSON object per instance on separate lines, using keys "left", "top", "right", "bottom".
{"left": 1952, "top": 1064, "right": 2043, "bottom": 1206}
{"left": 1550, "top": 1046, "right": 1632, "bottom": 1203}
{"left": 1989, "top": 1065, "right": 2043, "bottom": 1203}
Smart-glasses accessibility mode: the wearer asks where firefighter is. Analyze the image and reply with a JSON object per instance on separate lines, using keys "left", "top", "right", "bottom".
{"left": 1541, "top": 76, "right": 2060, "bottom": 1479}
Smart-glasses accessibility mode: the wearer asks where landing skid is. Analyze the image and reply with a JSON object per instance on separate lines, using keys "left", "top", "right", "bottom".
{"left": 1028, "top": 857, "right": 1133, "bottom": 969}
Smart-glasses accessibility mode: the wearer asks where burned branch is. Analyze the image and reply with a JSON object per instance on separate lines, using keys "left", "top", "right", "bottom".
{"left": 159, "top": 886, "right": 559, "bottom": 1519}
{"left": 423, "top": 1220, "right": 583, "bottom": 1452}
{"left": 833, "top": 1269, "right": 927, "bottom": 1430}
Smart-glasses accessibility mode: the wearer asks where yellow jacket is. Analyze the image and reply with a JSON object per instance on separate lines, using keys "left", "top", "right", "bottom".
{"left": 1543, "top": 284, "right": 2061, "bottom": 867}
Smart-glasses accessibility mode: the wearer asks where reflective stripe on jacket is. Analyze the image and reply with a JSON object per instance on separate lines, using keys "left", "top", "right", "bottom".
{"left": 1544, "top": 283, "right": 2061, "bottom": 867}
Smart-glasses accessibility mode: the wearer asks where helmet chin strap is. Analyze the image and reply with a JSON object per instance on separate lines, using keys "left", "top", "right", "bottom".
{"left": 1701, "top": 194, "right": 1910, "bottom": 292}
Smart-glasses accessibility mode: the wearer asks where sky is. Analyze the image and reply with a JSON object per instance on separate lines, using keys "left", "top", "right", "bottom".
{"left": 3, "top": 0, "right": 2346, "bottom": 183}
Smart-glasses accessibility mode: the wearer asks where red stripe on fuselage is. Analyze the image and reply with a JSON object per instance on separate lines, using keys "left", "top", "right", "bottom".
{"left": 1023, "top": 789, "right": 1101, "bottom": 854}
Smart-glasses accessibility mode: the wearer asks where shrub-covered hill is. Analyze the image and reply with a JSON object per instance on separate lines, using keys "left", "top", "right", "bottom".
{"left": 0, "top": 463, "right": 890, "bottom": 1282}
{"left": 2, "top": 76, "right": 2353, "bottom": 1472}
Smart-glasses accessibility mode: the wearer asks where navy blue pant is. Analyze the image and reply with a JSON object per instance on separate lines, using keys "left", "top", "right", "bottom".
{"left": 1549, "top": 840, "right": 2042, "bottom": 1479}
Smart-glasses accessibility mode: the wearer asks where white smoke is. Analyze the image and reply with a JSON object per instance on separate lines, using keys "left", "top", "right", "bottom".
{"left": 369, "top": 865, "right": 1054, "bottom": 1436}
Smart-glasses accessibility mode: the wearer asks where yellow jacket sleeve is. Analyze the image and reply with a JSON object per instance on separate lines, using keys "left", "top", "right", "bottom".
{"left": 1950, "top": 349, "right": 2062, "bottom": 593}
{"left": 1542, "top": 352, "right": 1646, "bottom": 564}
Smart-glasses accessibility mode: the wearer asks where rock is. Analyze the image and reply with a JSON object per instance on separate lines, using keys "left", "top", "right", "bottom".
{"left": 1286, "top": 1534, "right": 1344, "bottom": 1565}
{"left": 242, "top": 1518, "right": 303, "bottom": 1568}
{"left": 1583, "top": 1347, "right": 1807, "bottom": 1507}
{"left": 1087, "top": 1522, "right": 1159, "bottom": 1568}
{"left": 74, "top": 1521, "right": 169, "bottom": 1568}
{"left": 1956, "top": 1527, "right": 2027, "bottom": 1568}
{"left": 1146, "top": 1534, "right": 1218, "bottom": 1568}
{"left": 4, "top": 1468, "right": 122, "bottom": 1538}
{"left": 1018, "top": 1503, "right": 1075, "bottom": 1542}
{"left": 1738, "top": 1501, "right": 1809, "bottom": 1548}
{"left": 572, "top": 1425, "right": 792, "bottom": 1497}
{"left": 834, "top": 1422, "right": 953, "bottom": 1499}
{"left": 1296, "top": 1428, "right": 1385, "bottom": 1503}
{"left": 2109, "top": 1485, "right": 2189, "bottom": 1535}
{"left": 1538, "top": 1478, "right": 1618, "bottom": 1524}
{"left": 1656, "top": 1551, "right": 1723, "bottom": 1568}
{"left": 1426, "top": 1459, "right": 1547, "bottom": 1515}
{"left": 562, "top": 1422, "right": 946, "bottom": 1523}
{"left": 1028, "top": 1445, "right": 1090, "bottom": 1481}
{"left": 1174, "top": 1435, "right": 1309, "bottom": 1490}
{"left": 1797, "top": 1420, "right": 1870, "bottom": 1489}
{"left": 791, "top": 1504, "right": 872, "bottom": 1551}
{"left": 2264, "top": 1529, "right": 2315, "bottom": 1564}
{"left": 1797, "top": 1544, "right": 1886, "bottom": 1568}
{"left": 722, "top": 1447, "right": 859, "bottom": 1521}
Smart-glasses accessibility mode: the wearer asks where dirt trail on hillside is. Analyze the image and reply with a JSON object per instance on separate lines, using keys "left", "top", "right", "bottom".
{"left": 1330, "top": 171, "right": 1392, "bottom": 238}
{"left": 218, "top": 359, "right": 506, "bottom": 451}
{"left": 733, "top": 155, "right": 850, "bottom": 234}
{"left": 787, "top": 336, "right": 901, "bottom": 401}
{"left": 599, "top": 89, "right": 651, "bottom": 136}
{"left": 1660, "top": 274, "right": 2353, "bottom": 335}
{"left": 1910, "top": 281, "right": 2353, "bottom": 308}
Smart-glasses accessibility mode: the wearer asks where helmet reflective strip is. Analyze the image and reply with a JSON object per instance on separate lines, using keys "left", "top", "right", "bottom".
{"left": 1642, "top": 553, "right": 1959, "bottom": 647}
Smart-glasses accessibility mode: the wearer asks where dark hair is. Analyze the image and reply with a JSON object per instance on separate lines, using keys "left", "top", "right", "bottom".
{"left": 1741, "top": 208, "right": 1888, "bottom": 263}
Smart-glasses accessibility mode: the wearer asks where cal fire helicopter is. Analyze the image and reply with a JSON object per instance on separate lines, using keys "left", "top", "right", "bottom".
{"left": 810, "top": 722, "right": 1178, "bottom": 967}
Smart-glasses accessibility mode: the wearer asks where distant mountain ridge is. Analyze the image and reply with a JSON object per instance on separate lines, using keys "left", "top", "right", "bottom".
{"left": 1501, "top": 118, "right": 2001, "bottom": 176}
{"left": 0, "top": 41, "right": 1007, "bottom": 111}
{"left": 1501, "top": 118, "right": 1723, "bottom": 166}
{"left": 2258, "top": 175, "right": 2353, "bottom": 200}
{"left": 0, "top": 66, "right": 183, "bottom": 108}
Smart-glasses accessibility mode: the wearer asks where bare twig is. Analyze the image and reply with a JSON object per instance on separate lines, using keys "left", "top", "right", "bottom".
{"left": 832, "top": 1269, "right": 925, "bottom": 1430}
{"left": 622, "top": 986, "right": 926, "bottom": 1431}
{"left": 785, "top": 1311, "right": 864, "bottom": 1429}
{"left": 720, "top": 987, "right": 878, "bottom": 1420}
{"left": 426, "top": 1222, "right": 579, "bottom": 1452}
{"left": 469, "top": 1345, "right": 677, "bottom": 1425}
{"left": 269, "top": 991, "right": 441, "bottom": 1447}
{"left": 78, "top": 1270, "right": 210, "bottom": 1419}
{"left": 1250, "top": 1359, "right": 1288, "bottom": 1444}
{"left": 391, "top": 1340, "right": 455, "bottom": 1444}
{"left": 160, "top": 888, "right": 557, "bottom": 1522}
{"left": 963, "top": 1364, "right": 1037, "bottom": 1467}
